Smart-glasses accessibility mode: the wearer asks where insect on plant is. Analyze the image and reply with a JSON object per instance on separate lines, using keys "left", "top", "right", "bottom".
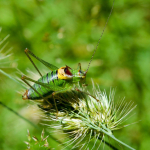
{"left": 21, "top": 1, "right": 115, "bottom": 111}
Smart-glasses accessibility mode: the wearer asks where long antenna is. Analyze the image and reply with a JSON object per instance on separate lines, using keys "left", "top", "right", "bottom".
{"left": 86, "top": 0, "right": 115, "bottom": 73}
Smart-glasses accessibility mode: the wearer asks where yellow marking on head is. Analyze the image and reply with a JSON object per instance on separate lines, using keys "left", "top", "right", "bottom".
{"left": 58, "top": 66, "right": 72, "bottom": 79}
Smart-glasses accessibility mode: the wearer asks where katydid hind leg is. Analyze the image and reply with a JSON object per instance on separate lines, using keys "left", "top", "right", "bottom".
{"left": 24, "top": 48, "right": 42, "bottom": 77}
{"left": 22, "top": 75, "right": 53, "bottom": 105}
{"left": 21, "top": 75, "right": 44, "bottom": 99}
{"left": 22, "top": 75, "right": 67, "bottom": 92}
{"left": 21, "top": 75, "right": 70, "bottom": 101}
{"left": 25, "top": 48, "right": 58, "bottom": 71}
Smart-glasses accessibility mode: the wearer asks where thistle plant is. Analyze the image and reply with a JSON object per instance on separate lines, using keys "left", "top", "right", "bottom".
{"left": 37, "top": 83, "right": 136, "bottom": 150}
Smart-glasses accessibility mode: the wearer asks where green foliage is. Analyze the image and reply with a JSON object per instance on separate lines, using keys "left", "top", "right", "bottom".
{"left": 0, "top": 0, "right": 149, "bottom": 149}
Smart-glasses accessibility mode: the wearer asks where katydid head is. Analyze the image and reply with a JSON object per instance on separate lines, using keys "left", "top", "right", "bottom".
{"left": 57, "top": 66, "right": 73, "bottom": 79}
{"left": 57, "top": 65, "right": 86, "bottom": 83}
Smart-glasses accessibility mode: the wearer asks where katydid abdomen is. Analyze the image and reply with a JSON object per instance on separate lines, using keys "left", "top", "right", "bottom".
{"left": 23, "top": 70, "right": 67, "bottom": 100}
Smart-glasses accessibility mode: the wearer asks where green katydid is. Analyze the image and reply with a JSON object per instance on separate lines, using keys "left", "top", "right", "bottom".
{"left": 21, "top": 1, "right": 114, "bottom": 106}
{"left": 22, "top": 48, "right": 86, "bottom": 100}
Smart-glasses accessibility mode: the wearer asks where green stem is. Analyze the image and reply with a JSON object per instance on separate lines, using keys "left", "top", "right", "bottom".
{"left": 0, "top": 101, "right": 38, "bottom": 128}
{"left": 75, "top": 113, "right": 135, "bottom": 150}
{"left": 101, "top": 139, "right": 118, "bottom": 150}
{"left": 100, "top": 128, "right": 135, "bottom": 150}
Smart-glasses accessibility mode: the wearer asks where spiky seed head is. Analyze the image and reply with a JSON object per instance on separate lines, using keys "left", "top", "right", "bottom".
{"left": 37, "top": 83, "right": 136, "bottom": 149}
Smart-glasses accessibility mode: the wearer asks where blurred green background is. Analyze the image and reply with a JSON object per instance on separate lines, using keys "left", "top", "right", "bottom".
{"left": 0, "top": 0, "right": 150, "bottom": 149}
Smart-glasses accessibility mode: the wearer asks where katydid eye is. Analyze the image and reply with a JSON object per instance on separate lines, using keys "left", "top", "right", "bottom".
{"left": 64, "top": 67, "right": 67, "bottom": 73}
{"left": 64, "top": 67, "right": 72, "bottom": 76}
